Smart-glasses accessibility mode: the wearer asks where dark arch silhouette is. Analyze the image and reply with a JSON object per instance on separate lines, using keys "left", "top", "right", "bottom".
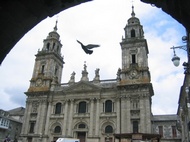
{"left": 141, "top": 0, "right": 190, "bottom": 32}
{"left": 0, "top": 0, "right": 92, "bottom": 64}
{"left": 0, "top": 0, "right": 190, "bottom": 64}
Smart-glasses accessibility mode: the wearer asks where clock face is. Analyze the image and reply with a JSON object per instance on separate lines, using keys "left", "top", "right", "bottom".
{"left": 129, "top": 70, "right": 138, "bottom": 79}
{"left": 36, "top": 78, "right": 43, "bottom": 86}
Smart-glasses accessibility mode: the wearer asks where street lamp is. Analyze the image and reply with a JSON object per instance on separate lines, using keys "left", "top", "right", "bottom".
{"left": 171, "top": 47, "right": 180, "bottom": 67}
{"left": 170, "top": 36, "right": 190, "bottom": 74}
{"left": 171, "top": 45, "right": 187, "bottom": 67}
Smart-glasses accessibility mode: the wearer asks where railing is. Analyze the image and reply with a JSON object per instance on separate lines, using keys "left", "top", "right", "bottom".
{"left": 60, "top": 79, "right": 117, "bottom": 87}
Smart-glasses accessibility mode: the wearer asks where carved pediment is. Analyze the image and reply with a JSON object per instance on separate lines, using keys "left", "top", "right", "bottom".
{"left": 63, "top": 81, "right": 100, "bottom": 92}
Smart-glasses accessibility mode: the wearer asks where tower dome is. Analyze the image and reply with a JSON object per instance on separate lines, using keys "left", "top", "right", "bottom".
{"left": 123, "top": 5, "right": 144, "bottom": 41}
{"left": 127, "top": 6, "right": 140, "bottom": 25}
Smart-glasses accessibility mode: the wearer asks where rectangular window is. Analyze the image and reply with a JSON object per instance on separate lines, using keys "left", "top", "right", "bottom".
{"left": 172, "top": 126, "right": 177, "bottom": 137}
{"left": 105, "top": 100, "right": 112, "bottom": 113}
{"left": 132, "top": 54, "right": 136, "bottom": 64}
{"left": 158, "top": 126, "right": 163, "bottom": 137}
{"left": 78, "top": 102, "right": 87, "bottom": 113}
{"left": 29, "top": 121, "right": 35, "bottom": 133}
{"left": 133, "top": 121, "right": 138, "bottom": 133}
{"left": 41, "top": 65, "right": 45, "bottom": 74}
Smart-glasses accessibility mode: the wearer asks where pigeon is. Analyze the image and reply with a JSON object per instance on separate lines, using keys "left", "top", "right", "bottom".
{"left": 76, "top": 40, "right": 100, "bottom": 54}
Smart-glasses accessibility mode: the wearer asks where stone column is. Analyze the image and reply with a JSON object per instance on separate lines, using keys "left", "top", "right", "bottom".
{"left": 21, "top": 100, "right": 31, "bottom": 134}
{"left": 95, "top": 98, "right": 100, "bottom": 136}
{"left": 126, "top": 96, "right": 131, "bottom": 132}
{"left": 145, "top": 95, "right": 151, "bottom": 133}
{"left": 63, "top": 100, "right": 69, "bottom": 136}
{"left": 44, "top": 101, "right": 52, "bottom": 135}
{"left": 139, "top": 96, "right": 145, "bottom": 133}
{"left": 89, "top": 98, "right": 94, "bottom": 136}
{"left": 68, "top": 100, "right": 74, "bottom": 136}
{"left": 121, "top": 96, "right": 129, "bottom": 132}
{"left": 116, "top": 98, "right": 120, "bottom": 133}
{"left": 36, "top": 100, "right": 45, "bottom": 134}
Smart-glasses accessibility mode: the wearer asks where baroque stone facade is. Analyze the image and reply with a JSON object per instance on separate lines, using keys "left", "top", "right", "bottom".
{"left": 20, "top": 7, "right": 181, "bottom": 142}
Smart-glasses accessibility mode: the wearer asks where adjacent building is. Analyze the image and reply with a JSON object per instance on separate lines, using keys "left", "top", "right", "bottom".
{"left": 152, "top": 115, "right": 181, "bottom": 141}
{"left": 0, "top": 107, "right": 25, "bottom": 142}
{"left": 20, "top": 7, "right": 181, "bottom": 142}
{"left": 177, "top": 61, "right": 190, "bottom": 142}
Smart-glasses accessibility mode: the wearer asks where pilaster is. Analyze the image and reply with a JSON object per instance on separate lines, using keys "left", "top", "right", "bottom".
{"left": 116, "top": 97, "right": 121, "bottom": 133}
{"left": 63, "top": 100, "right": 69, "bottom": 136}
{"left": 21, "top": 100, "right": 32, "bottom": 134}
{"left": 139, "top": 96, "right": 145, "bottom": 133}
{"left": 89, "top": 98, "right": 94, "bottom": 136}
{"left": 68, "top": 100, "right": 74, "bottom": 136}
{"left": 126, "top": 96, "right": 131, "bottom": 132}
{"left": 95, "top": 98, "right": 100, "bottom": 136}
{"left": 44, "top": 100, "right": 52, "bottom": 135}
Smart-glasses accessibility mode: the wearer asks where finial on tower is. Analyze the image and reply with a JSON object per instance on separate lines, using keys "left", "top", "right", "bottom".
{"left": 131, "top": 0, "right": 135, "bottom": 17}
{"left": 54, "top": 16, "right": 58, "bottom": 31}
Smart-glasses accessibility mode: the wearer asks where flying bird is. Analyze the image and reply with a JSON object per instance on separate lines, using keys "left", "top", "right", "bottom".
{"left": 76, "top": 40, "right": 100, "bottom": 54}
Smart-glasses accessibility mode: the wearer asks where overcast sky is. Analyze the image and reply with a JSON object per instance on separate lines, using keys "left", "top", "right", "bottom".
{"left": 0, "top": 0, "right": 187, "bottom": 115}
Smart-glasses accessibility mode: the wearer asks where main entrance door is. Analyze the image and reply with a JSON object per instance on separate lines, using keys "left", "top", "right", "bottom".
{"left": 77, "top": 132, "right": 86, "bottom": 142}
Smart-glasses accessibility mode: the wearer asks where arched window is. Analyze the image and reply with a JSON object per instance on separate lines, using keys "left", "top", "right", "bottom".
{"left": 131, "top": 29, "right": 136, "bottom": 38}
{"left": 55, "top": 103, "right": 62, "bottom": 114}
{"left": 41, "top": 65, "right": 45, "bottom": 74}
{"left": 105, "top": 125, "right": 113, "bottom": 133}
{"left": 78, "top": 124, "right": 86, "bottom": 128}
{"left": 105, "top": 100, "right": 112, "bottom": 112}
{"left": 46, "top": 43, "right": 50, "bottom": 51}
{"left": 78, "top": 101, "right": 87, "bottom": 113}
{"left": 54, "top": 67, "right": 58, "bottom": 76}
{"left": 54, "top": 126, "right": 61, "bottom": 133}
{"left": 52, "top": 43, "right": 55, "bottom": 50}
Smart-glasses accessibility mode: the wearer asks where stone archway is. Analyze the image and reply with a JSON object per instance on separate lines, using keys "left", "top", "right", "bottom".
{"left": 1, "top": 0, "right": 190, "bottom": 64}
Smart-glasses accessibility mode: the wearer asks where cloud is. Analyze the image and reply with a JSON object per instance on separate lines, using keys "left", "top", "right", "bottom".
{"left": 5, "top": 87, "right": 26, "bottom": 107}
{"left": 0, "top": 88, "right": 26, "bottom": 111}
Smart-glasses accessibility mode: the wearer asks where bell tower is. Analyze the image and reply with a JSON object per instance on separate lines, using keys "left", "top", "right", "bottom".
{"left": 117, "top": 6, "right": 153, "bottom": 134}
{"left": 28, "top": 21, "right": 64, "bottom": 92}
{"left": 119, "top": 6, "right": 150, "bottom": 85}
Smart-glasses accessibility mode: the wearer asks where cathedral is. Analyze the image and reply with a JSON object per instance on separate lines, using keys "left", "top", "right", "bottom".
{"left": 20, "top": 7, "right": 181, "bottom": 142}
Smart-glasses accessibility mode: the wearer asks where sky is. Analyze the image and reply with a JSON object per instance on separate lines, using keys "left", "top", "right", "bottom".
{"left": 0, "top": 0, "right": 187, "bottom": 115}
